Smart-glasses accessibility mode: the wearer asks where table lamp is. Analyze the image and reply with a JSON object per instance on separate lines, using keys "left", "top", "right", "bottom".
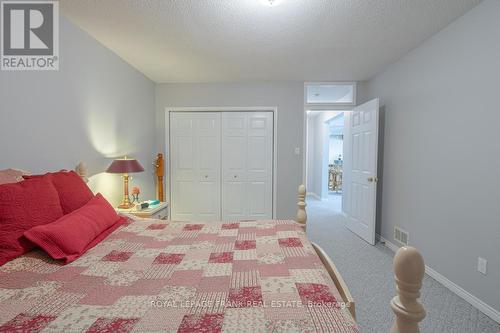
{"left": 106, "top": 156, "right": 144, "bottom": 209}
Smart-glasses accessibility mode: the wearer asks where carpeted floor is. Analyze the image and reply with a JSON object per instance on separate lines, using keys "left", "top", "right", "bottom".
{"left": 307, "top": 194, "right": 500, "bottom": 333}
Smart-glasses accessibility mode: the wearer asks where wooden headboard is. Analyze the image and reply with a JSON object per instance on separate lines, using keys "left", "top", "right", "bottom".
{"left": 74, "top": 162, "right": 89, "bottom": 183}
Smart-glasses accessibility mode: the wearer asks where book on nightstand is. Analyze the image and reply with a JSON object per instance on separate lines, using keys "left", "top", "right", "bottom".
{"left": 116, "top": 201, "right": 168, "bottom": 220}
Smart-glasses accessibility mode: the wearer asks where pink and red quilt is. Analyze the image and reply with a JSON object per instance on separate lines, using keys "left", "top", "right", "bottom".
{"left": 0, "top": 218, "right": 358, "bottom": 332}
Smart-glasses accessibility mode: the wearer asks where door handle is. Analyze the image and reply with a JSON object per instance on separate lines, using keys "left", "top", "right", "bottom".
{"left": 367, "top": 176, "right": 378, "bottom": 183}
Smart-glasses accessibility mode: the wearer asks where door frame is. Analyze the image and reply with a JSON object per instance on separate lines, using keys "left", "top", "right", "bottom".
{"left": 165, "top": 106, "right": 278, "bottom": 219}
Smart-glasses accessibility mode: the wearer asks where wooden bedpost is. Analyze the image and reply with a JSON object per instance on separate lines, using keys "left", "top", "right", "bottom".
{"left": 297, "top": 184, "right": 307, "bottom": 229}
{"left": 390, "top": 246, "right": 426, "bottom": 333}
{"left": 155, "top": 153, "right": 165, "bottom": 202}
{"left": 75, "top": 162, "right": 89, "bottom": 183}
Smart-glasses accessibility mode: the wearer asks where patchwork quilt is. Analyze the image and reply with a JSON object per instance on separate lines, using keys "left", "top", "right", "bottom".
{"left": 0, "top": 218, "right": 358, "bottom": 332}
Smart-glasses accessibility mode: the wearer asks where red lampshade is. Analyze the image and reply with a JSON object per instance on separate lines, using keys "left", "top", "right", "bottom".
{"left": 106, "top": 158, "right": 144, "bottom": 174}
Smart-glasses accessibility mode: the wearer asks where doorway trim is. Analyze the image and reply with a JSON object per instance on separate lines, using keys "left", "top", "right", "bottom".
{"left": 164, "top": 106, "right": 278, "bottom": 219}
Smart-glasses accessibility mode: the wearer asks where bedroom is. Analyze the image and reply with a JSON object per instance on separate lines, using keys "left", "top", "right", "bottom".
{"left": 0, "top": 0, "right": 499, "bottom": 332}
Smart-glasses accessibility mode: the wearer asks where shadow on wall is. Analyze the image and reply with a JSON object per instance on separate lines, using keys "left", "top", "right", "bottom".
{"left": 376, "top": 106, "right": 386, "bottom": 237}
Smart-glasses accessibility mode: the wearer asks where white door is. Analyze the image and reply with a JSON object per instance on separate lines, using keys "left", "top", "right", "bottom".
{"left": 222, "top": 112, "right": 273, "bottom": 221}
{"left": 342, "top": 99, "right": 379, "bottom": 245}
{"left": 170, "top": 112, "right": 221, "bottom": 221}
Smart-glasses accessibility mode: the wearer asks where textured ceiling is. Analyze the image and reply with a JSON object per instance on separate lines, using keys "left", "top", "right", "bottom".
{"left": 60, "top": 0, "right": 481, "bottom": 83}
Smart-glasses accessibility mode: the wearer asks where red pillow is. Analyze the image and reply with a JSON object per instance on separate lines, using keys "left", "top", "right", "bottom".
{"left": 0, "top": 178, "right": 64, "bottom": 266}
{"left": 24, "top": 171, "right": 93, "bottom": 214}
{"left": 24, "top": 193, "right": 125, "bottom": 263}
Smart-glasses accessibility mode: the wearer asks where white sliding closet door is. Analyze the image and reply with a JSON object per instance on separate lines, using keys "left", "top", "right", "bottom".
{"left": 170, "top": 112, "right": 221, "bottom": 221}
{"left": 222, "top": 112, "right": 273, "bottom": 221}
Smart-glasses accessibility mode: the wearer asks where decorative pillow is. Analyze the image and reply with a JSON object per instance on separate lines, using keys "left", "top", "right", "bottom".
{"left": 0, "top": 178, "right": 64, "bottom": 266}
{"left": 24, "top": 193, "right": 125, "bottom": 263}
{"left": 0, "top": 168, "right": 31, "bottom": 185}
{"left": 24, "top": 170, "right": 94, "bottom": 214}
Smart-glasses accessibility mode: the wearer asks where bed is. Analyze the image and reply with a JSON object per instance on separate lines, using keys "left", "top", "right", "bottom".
{"left": 0, "top": 164, "right": 426, "bottom": 333}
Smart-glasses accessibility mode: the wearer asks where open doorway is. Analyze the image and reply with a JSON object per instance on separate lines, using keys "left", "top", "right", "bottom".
{"left": 305, "top": 111, "right": 345, "bottom": 215}
{"left": 304, "top": 99, "right": 380, "bottom": 245}
{"left": 303, "top": 83, "right": 380, "bottom": 245}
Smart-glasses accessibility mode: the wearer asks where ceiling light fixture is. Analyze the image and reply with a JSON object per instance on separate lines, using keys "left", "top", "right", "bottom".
{"left": 259, "top": 0, "right": 285, "bottom": 7}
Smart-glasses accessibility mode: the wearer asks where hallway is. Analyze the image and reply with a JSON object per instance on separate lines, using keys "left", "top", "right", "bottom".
{"left": 309, "top": 192, "right": 342, "bottom": 212}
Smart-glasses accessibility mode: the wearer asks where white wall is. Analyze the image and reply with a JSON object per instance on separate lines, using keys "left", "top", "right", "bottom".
{"left": 155, "top": 82, "right": 304, "bottom": 219}
{"left": 366, "top": 0, "right": 500, "bottom": 314}
{"left": 328, "top": 136, "right": 343, "bottom": 164}
{"left": 0, "top": 17, "right": 156, "bottom": 206}
{"left": 306, "top": 116, "right": 316, "bottom": 195}
{"left": 306, "top": 111, "right": 342, "bottom": 198}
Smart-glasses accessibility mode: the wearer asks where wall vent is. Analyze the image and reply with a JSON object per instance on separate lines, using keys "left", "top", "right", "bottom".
{"left": 394, "top": 227, "right": 409, "bottom": 246}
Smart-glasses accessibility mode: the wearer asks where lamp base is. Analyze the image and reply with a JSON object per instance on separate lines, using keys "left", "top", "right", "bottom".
{"left": 118, "top": 174, "right": 134, "bottom": 209}
{"left": 118, "top": 202, "right": 135, "bottom": 209}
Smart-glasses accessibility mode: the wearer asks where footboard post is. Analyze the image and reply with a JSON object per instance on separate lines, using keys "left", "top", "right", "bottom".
{"left": 155, "top": 153, "right": 165, "bottom": 202}
{"left": 297, "top": 184, "right": 307, "bottom": 230}
{"left": 390, "top": 246, "right": 426, "bottom": 333}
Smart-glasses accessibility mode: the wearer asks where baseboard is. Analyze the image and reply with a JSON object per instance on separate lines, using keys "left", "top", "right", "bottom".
{"left": 377, "top": 234, "right": 500, "bottom": 324}
{"left": 306, "top": 192, "right": 321, "bottom": 200}
{"left": 378, "top": 235, "right": 399, "bottom": 252}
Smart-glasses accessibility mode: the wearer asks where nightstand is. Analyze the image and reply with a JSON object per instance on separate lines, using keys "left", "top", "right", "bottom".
{"left": 116, "top": 202, "right": 169, "bottom": 220}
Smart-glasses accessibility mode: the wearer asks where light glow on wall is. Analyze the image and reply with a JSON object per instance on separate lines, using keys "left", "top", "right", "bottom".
{"left": 87, "top": 172, "right": 122, "bottom": 207}
{"left": 86, "top": 109, "right": 120, "bottom": 157}
{"left": 82, "top": 95, "right": 150, "bottom": 206}
{"left": 83, "top": 98, "right": 128, "bottom": 205}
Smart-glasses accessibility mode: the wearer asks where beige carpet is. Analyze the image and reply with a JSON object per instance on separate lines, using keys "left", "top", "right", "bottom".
{"left": 306, "top": 194, "right": 500, "bottom": 333}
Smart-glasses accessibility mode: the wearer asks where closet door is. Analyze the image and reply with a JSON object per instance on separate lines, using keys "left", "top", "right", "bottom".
{"left": 222, "top": 113, "right": 247, "bottom": 221}
{"left": 170, "top": 112, "right": 221, "bottom": 221}
{"left": 246, "top": 112, "right": 273, "bottom": 219}
{"left": 222, "top": 112, "right": 273, "bottom": 220}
